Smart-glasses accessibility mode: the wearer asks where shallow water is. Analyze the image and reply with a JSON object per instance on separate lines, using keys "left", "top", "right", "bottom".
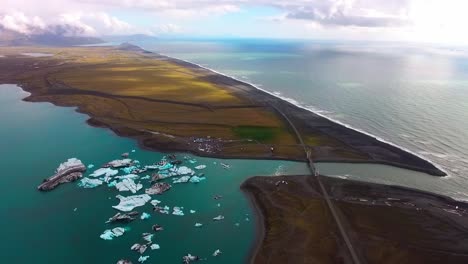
{"left": 137, "top": 39, "right": 468, "bottom": 200}
{"left": 0, "top": 84, "right": 309, "bottom": 263}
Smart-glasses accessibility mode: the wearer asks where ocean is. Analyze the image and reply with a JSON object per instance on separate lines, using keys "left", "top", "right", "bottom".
{"left": 136, "top": 38, "right": 468, "bottom": 200}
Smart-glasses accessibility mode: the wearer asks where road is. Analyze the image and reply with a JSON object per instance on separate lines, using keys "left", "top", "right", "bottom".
{"left": 271, "top": 105, "right": 362, "bottom": 264}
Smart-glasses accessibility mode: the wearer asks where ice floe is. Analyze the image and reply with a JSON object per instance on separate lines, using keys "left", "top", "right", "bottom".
{"left": 115, "top": 178, "right": 142, "bottom": 193}
{"left": 150, "top": 244, "right": 160, "bottom": 250}
{"left": 113, "top": 194, "right": 151, "bottom": 212}
{"left": 106, "top": 159, "right": 133, "bottom": 168}
{"left": 90, "top": 168, "right": 118, "bottom": 177}
{"left": 213, "top": 215, "right": 224, "bottom": 221}
{"left": 194, "top": 165, "right": 206, "bottom": 170}
{"left": 213, "top": 249, "right": 221, "bottom": 256}
{"left": 173, "top": 176, "right": 191, "bottom": 184}
{"left": 138, "top": 256, "right": 149, "bottom": 263}
{"left": 172, "top": 207, "right": 184, "bottom": 216}
{"left": 140, "top": 212, "right": 151, "bottom": 220}
{"left": 100, "top": 227, "right": 126, "bottom": 240}
{"left": 189, "top": 176, "right": 206, "bottom": 183}
{"left": 145, "top": 182, "right": 171, "bottom": 195}
{"left": 194, "top": 223, "right": 203, "bottom": 228}
{"left": 78, "top": 177, "right": 103, "bottom": 188}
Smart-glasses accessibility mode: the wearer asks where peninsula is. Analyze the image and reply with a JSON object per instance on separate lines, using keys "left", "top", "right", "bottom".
{"left": 0, "top": 44, "right": 445, "bottom": 176}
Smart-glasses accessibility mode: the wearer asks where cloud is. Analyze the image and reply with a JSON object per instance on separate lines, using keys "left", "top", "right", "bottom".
{"left": 277, "top": 0, "right": 411, "bottom": 28}
{"left": 152, "top": 23, "right": 182, "bottom": 34}
{"left": 0, "top": 11, "right": 134, "bottom": 36}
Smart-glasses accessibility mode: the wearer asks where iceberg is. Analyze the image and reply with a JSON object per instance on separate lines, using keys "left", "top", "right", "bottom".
{"left": 142, "top": 233, "right": 154, "bottom": 243}
{"left": 172, "top": 207, "right": 184, "bottom": 216}
{"left": 121, "top": 166, "right": 137, "bottom": 174}
{"left": 138, "top": 256, "right": 149, "bottom": 263}
{"left": 90, "top": 168, "right": 118, "bottom": 177}
{"left": 115, "top": 174, "right": 139, "bottom": 180}
{"left": 112, "top": 194, "right": 151, "bottom": 212}
{"left": 131, "top": 244, "right": 147, "bottom": 254}
{"left": 150, "top": 244, "right": 160, "bottom": 250}
{"left": 194, "top": 165, "right": 206, "bottom": 170}
{"left": 189, "top": 176, "right": 206, "bottom": 183}
{"left": 190, "top": 210, "right": 196, "bottom": 214}
{"left": 38, "top": 158, "right": 86, "bottom": 191}
{"left": 87, "top": 164, "right": 95, "bottom": 169}
{"left": 106, "top": 212, "right": 139, "bottom": 223}
{"left": 194, "top": 223, "right": 203, "bottom": 228}
{"left": 150, "top": 200, "right": 161, "bottom": 206}
{"left": 176, "top": 166, "right": 195, "bottom": 175}
{"left": 213, "top": 215, "right": 224, "bottom": 221}
{"left": 78, "top": 177, "right": 103, "bottom": 188}
{"left": 106, "top": 159, "right": 133, "bottom": 168}
{"left": 107, "top": 180, "right": 117, "bottom": 187}
{"left": 145, "top": 182, "right": 171, "bottom": 195}
{"left": 140, "top": 212, "right": 151, "bottom": 220}
{"left": 140, "top": 175, "right": 150, "bottom": 180}
{"left": 173, "top": 176, "right": 191, "bottom": 184}
{"left": 213, "top": 249, "right": 222, "bottom": 257}
{"left": 115, "top": 179, "right": 142, "bottom": 193}
{"left": 116, "top": 260, "right": 132, "bottom": 264}
{"left": 99, "top": 227, "right": 126, "bottom": 240}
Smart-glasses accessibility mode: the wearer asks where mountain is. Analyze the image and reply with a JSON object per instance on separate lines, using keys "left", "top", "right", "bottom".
{"left": 0, "top": 27, "right": 104, "bottom": 46}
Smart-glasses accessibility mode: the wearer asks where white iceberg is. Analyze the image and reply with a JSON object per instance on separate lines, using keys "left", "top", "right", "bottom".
{"left": 99, "top": 227, "right": 126, "bottom": 240}
{"left": 189, "top": 176, "right": 206, "bottom": 183}
{"left": 138, "top": 256, "right": 149, "bottom": 263}
{"left": 115, "top": 174, "right": 139, "bottom": 180}
{"left": 176, "top": 166, "right": 195, "bottom": 175}
{"left": 194, "top": 165, "right": 206, "bottom": 170}
{"left": 194, "top": 223, "right": 203, "bottom": 228}
{"left": 87, "top": 164, "right": 95, "bottom": 169}
{"left": 150, "top": 200, "right": 161, "bottom": 206}
{"left": 150, "top": 244, "right": 160, "bottom": 250}
{"left": 173, "top": 176, "right": 191, "bottom": 184}
{"left": 78, "top": 177, "right": 103, "bottom": 188}
{"left": 140, "top": 212, "right": 151, "bottom": 220}
{"left": 107, "top": 159, "right": 133, "bottom": 168}
{"left": 121, "top": 166, "right": 137, "bottom": 174}
{"left": 142, "top": 233, "right": 154, "bottom": 243}
{"left": 172, "top": 207, "right": 184, "bottom": 216}
{"left": 90, "top": 168, "right": 118, "bottom": 177}
{"left": 140, "top": 175, "right": 150, "bottom": 180}
{"left": 213, "top": 249, "right": 222, "bottom": 256}
{"left": 112, "top": 194, "right": 151, "bottom": 212}
{"left": 213, "top": 215, "right": 224, "bottom": 221}
{"left": 115, "top": 179, "right": 142, "bottom": 193}
{"left": 190, "top": 210, "right": 196, "bottom": 214}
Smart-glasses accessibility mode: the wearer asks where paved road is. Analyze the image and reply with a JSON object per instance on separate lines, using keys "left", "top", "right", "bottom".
{"left": 271, "top": 105, "right": 362, "bottom": 264}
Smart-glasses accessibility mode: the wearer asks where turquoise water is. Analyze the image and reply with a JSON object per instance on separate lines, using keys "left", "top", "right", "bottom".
{"left": 0, "top": 84, "right": 309, "bottom": 263}
{"left": 137, "top": 39, "right": 468, "bottom": 200}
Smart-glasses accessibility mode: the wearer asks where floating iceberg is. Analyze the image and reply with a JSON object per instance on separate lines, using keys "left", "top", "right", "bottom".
{"left": 145, "top": 182, "right": 171, "bottom": 195}
{"left": 115, "top": 179, "right": 142, "bottom": 193}
{"left": 150, "top": 244, "right": 160, "bottom": 250}
{"left": 78, "top": 177, "right": 103, "bottom": 188}
{"left": 99, "top": 227, "right": 126, "bottom": 240}
{"left": 194, "top": 165, "right": 206, "bottom": 170}
{"left": 112, "top": 194, "right": 151, "bottom": 212}
{"left": 140, "top": 212, "right": 151, "bottom": 220}
{"left": 172, "top": 207, "right": 184, "bottom": 216}
{"left": 115, "top": 174, "right": 139, "bottom": 180}
{"left": 121, "top": 166, "right": 137, "bottom": 174}
{"left": 188, "top": 159, "right": 197, "bottom": 164}
{"left": 190, "top": 210, "right": 196, "bottom": 214}
{"left": 116, "top": 260, "right": 132, "bottom": 264}
{"left": 106, "top": 159, "right": 133, "bottom": 168}
{"left": 140, "top": 175, "right": 150, "bottom": 180}
{"left": 90, "top": 168, "right": 118, "bottom": 177}
{"left": 138, "top": 256, "right": 149, "bottom": 263}
{"left": 173, "top": 176, "right": 191, "bottom": 184}
{"left": 107, "top": 180, "right": 117, "bottom": 187}
{"left": 38, "top": 158, "right": 86, "bottom": 191}
{"left": 131, "top": 244, "right": 147, "bottom": 254}
{"left": 213, "top": 249, "right": 222, "bottom": 256}
{"left": 176, "top": 166, "right": 195, "bottom": 175}
{"left": 194, "top": 223, "right": 203, "bottom": 228}
{"left": 150, "top": 200, "right": 161, "bottom": 206}
{"left": 87, "top": 164, "right": 95, "bottom": 169}
{"left": 142, "top": 233, "right": 154, "bottom": 243}
{"left": 189, "top": 176, "right": 205, "bottom": 183}
{"left": 213, "top": 215, "right": 224, "bottom": 221}
{"left": 106, "top": 212, "right": 139, "bottom": 223}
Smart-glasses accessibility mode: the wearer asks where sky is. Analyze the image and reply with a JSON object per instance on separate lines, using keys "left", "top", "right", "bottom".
{"left": 1, "top": 0, "right": 468, "bottom": 45}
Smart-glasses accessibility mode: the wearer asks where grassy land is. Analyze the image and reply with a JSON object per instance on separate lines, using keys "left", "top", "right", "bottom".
{"left": 0, "top": 45, "right": 423, "bottom": 165}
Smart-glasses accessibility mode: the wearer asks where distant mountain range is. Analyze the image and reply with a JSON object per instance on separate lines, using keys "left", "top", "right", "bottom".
{"left": 0, "top": 27, "right": 104, "bottom": 46}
